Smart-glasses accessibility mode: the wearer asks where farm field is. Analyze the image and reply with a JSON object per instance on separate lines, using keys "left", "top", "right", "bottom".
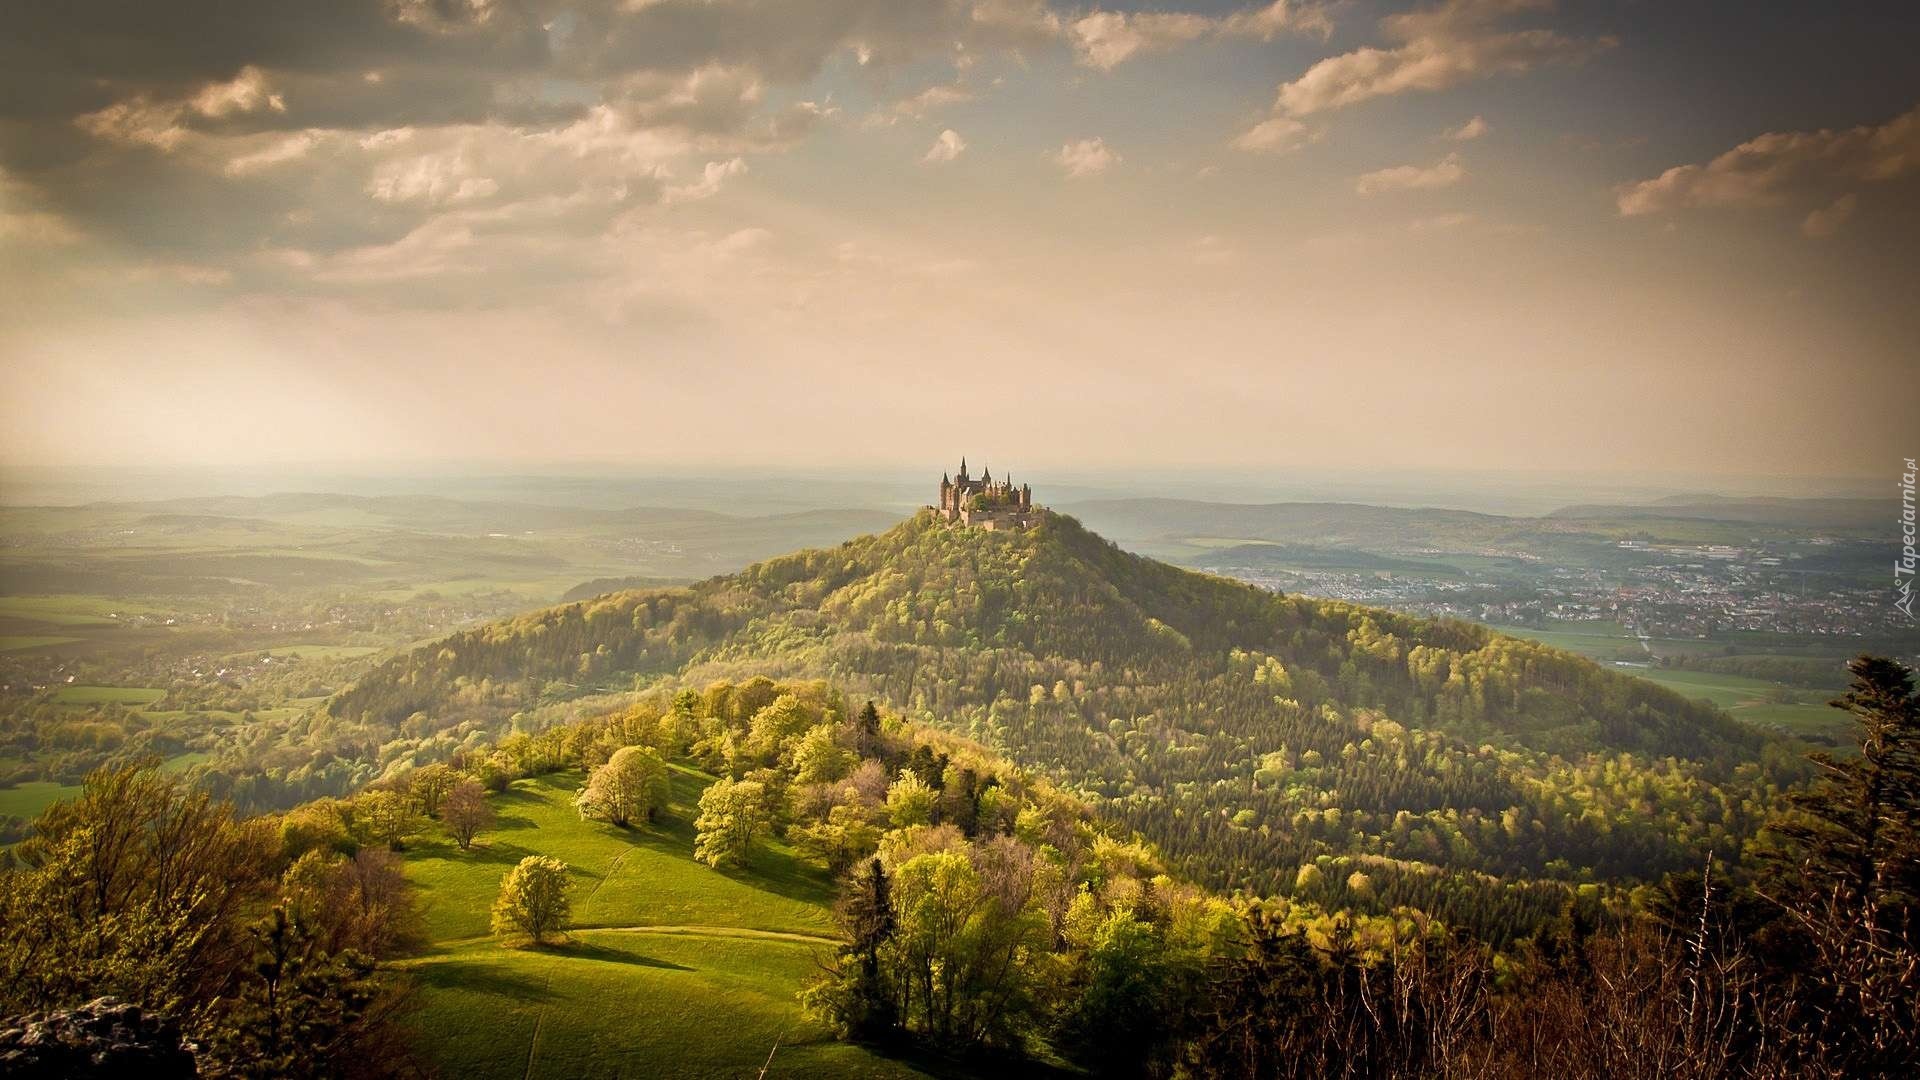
{"left": 397, "top": 769, "right": 922, "bottom": 1079}
{"left": 50, "top": 684, "right": 168, "bottom": 706}
{"left": 1490, "top": 623, "right": 1848, "bottom": 739}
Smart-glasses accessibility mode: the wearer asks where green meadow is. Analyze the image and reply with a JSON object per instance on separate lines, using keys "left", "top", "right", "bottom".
{"left": 0, "top": 780, "right": 83, "bottom": 820}
{"left": 1490, "top": 624, "right": 1847, "bottom": 739}
{"left": 1627, "top": 667, "right": 1840, "bottom": 737}
{"left": 397, "top": 769, "right": 924, "bottom": 1079}
{"left": 49, "top": 685, "right": 168, "bottom": 706}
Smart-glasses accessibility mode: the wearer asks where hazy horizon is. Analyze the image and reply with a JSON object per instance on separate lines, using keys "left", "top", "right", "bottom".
{"left": 0, "top": 458, "right": 1889, "bottom": 518}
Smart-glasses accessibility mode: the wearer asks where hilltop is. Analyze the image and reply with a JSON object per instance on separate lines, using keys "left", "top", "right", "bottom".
{"left": 307, "top": 510, "right": 1785, "bottom": 940}
{"left": 332, "top": 508, "right": 1753, "bottom": 756}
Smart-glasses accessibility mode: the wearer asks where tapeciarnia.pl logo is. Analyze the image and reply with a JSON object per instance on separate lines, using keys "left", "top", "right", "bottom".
{"left": 1899, "top": 457, "right": 1917, "bottom": 620}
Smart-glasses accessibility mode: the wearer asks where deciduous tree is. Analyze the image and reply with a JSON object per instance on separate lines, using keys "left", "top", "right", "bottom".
{"left": 491, "top": 855, "right": 571, "bottom": 945}
{"left": 694, "top": 778, "right": 769, "bottom": 868}
{"left": 574, "top": 745, "right": 671, "bottom": 828}
{"left": 441, "top": 777, "right": 494, "bottom": 851}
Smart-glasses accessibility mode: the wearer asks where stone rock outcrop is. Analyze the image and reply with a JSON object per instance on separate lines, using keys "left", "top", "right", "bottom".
{"left": 0, "top": 996, "right": 199, "bottom": 1079}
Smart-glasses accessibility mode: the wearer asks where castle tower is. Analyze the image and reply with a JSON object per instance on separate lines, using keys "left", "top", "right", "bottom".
{"left": 938, "top": 457, "right": 1038, "bottom": 529}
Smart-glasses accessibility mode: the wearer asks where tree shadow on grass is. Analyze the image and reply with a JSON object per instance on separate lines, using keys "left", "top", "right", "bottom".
{"left": 553, "top": 938, "right": 693, "bottom": 972}
{"left": 716, "top": 842, "right": 838, "bottom": 907}
{"left": 414, "top": 959, "right": 559, "bottom": 1002}
{"left": 590, "top": 812, "right": 836, "bottom": 907}
{"left": 453, "top": 838, "right": 537, "bottom": 867}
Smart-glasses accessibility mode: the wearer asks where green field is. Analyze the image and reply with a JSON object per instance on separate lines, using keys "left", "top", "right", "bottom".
{"left": 0, "top": 635, "right": 81, "bottom": 652}
{"left": 160, "top": 752, "right": 211, "bottom": 774}
{"left": 1489, "top": 624, "right": 1846, "bottom": 738}
{"left": 0, "top": 780, "right": 83, "bottom": 820}
{"left": 0, "top": 595, "right": 168, "bottom": 625}
{"left": 397, "top": 768, "right": 923, "bottom": 1079}
{"left": 1626, "top": 667, "right": 1840, "bottom": 736}
{"left": 49, "top": 685, "right": 169, "bottom": 706}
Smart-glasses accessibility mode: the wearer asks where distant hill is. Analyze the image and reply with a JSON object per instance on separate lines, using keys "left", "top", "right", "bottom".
{"left": 1060, "top": 495, "right": 1879, "bottom": 567}
{"left": 0, "top": 496, "right": 900, "bottom": 597}
{"left": 319, "top": 511, "right": 1782, "bottom": 936}
{"left": 1191, "top": 542, "right": 1463, "bottom": 575}
{"left": 1547, "top": 494, "right": 1883, "bottom": 530}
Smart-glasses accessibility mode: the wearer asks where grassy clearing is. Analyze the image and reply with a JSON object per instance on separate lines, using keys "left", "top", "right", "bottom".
{"left": 50, "top": 685, "right": 168, "bottom": 706}
{"left": 1490, "top": 624, "right": 1848, "bottom": 739}
{"left": 0, "top": 780, "right": 82, "bottom": 819}
{"left": 1626, "top": 668, "right": 1841, "bottom": 737}
{"left": 160, "top": 751, "right": 210, "bottom": 774}
{"left": 398, "top": 769, "right": 919, "bottom": 1078}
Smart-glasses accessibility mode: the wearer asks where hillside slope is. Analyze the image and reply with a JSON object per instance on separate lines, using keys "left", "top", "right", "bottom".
{"left": 334, "top": 509, "right": 1754, "bottom": 758}
{"left": 399, "top": 767, "right": 920, "bottom": 1079}
{"left": 319, "top": 512, "right": 1782, "bottom": 939}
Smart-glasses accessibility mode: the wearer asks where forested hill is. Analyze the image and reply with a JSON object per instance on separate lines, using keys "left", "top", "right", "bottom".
{"left": 332, "top": 508, "right": 1754, "bottom": 758}
{"left": 315, "top": 510, "right": 1786, "bottom": 939}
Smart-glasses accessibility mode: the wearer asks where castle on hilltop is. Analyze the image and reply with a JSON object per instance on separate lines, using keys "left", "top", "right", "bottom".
{"left": 936, "top": 458, "right": 1037, "bottom": 530}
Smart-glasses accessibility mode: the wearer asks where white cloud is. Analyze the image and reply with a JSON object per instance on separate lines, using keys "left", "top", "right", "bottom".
{"left": 367, "top": 144, "right": 500, "bottom": 205}
{"left": 1445, "top": 115, "right": 1489, "bottom": 141}
{"left": 1071, "top": 11, "right": 1211, "bottom": 70}
{"left": 1262, "top": 0, "right": 1606, "bottom": 119}
{"left": 663, "top": 157, "right": 749, "bottom": 203}
{"left": 922, "top": 129, "right": 967, "bottom": 164}
{"left": 866, "top": 82, "right": 975, "bottom": 127}
{"left": 1070, "top": 2, "right": 1330, "bottom": 70}
{"left": 1801, "top": 194, "right": 1857, "bottom": 240}
{"left": 1222, "top": 1, "right": 1334, "bottom": 41}
{"left": 705, "top": 226, "right": 772, "bottom": 257}
{"left": 76, "top": 66, "right": 290, "bottom": 152}
{"left": 1055, "top": 136, "right": 1118, "bottom": 177}
{"left": 1234, "top": 116, "right": 1313, "bottom": 154}
{"left": 224, "top": 133, "right": 321, "bottom": 176}
{"left": 190, "top": 66, "right": 286, "bottom": 118}
{"left": 1356, "top": 152, "right": 1465, "bottom": 195}
{"left": 1616, "top": 104, "right": 1920, "bottom": 217}
{"left": 75, "top": 98, "right": 190, "bottom": 151}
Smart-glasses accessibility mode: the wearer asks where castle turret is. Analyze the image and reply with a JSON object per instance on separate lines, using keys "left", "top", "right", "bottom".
{"left": 939, "top": 457, "right": 1037, "bottom": 530}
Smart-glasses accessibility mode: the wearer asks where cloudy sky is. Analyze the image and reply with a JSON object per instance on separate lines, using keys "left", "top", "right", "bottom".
{"left": 2, "top": 1, "right": 1915, "bottom": 480}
